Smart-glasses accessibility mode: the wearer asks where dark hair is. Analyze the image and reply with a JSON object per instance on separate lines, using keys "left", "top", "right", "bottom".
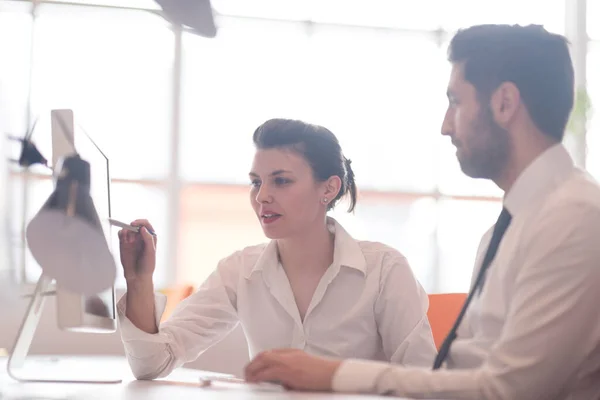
{"left": 448, "top": 24, "right": 574, "bottom": 141}
{"left": 252, "top": 118, "right": 357, "bottom": 213}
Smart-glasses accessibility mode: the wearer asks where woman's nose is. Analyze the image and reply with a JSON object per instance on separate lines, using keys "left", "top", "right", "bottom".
{"left": 255, "top": 184, "right": 273, "bottom": 204}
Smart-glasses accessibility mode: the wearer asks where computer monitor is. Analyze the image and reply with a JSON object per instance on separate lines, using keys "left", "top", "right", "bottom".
{"left": 50, "top": 109, "right": 116, "bottom": 333}
{"left": 6, "top": 109, "right": 121, "bottom": 383}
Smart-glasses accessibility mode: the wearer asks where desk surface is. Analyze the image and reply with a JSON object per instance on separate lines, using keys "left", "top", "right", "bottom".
{"left": 0, "top": 355, "right": 401, "bottom": 399}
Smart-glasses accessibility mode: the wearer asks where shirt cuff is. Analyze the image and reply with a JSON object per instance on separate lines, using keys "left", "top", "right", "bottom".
{"left": 116, "top": 292, "right": 168, "bottom": 349}
{"left": 332, "top": 359, "right": 391, "bottom": 394}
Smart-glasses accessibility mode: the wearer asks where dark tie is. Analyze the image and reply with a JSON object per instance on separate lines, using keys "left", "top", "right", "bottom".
{"left": 432, "top": 207, "right": 512, "bottom": 370}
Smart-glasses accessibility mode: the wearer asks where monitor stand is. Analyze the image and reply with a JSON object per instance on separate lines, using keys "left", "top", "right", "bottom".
{"left": 6, "top": 272, "right": 122, "bottom": 383}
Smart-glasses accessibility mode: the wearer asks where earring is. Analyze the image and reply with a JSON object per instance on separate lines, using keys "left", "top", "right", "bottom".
{"left": 322, "top": 198, "right": 328, "bottom": 204}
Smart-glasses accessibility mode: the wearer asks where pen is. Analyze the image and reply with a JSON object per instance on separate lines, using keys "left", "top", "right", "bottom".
{"left": 108, "top": 218, "right": 156, "bottom": 236}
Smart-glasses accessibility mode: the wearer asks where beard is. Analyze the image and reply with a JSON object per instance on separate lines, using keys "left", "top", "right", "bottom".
{"left": 457, "top": 107, "right": 511, "bottom": 181}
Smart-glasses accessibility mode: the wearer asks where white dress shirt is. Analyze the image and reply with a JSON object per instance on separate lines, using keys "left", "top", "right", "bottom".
{"left": 117, "top": 218, "right": 437, "bottom": 380}
{"left": 333, "top": 144, "right": 600, "bottom": 400}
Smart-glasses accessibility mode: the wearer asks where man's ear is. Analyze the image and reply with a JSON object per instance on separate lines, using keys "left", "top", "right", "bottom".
{"left": 490, "top": 82, "right": 520, "bottom": 127}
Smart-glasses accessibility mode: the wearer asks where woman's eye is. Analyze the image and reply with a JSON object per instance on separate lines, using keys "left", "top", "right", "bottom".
{"left": 274, "top": 177, "right": 290, "bottom": 185}
{"left": 250, "top": 180, "right": 261, "bottom": 188}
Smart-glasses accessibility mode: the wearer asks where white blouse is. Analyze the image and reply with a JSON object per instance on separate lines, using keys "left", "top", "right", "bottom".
{"left": 117, "top": 218, "right": 437, "bottom": 380}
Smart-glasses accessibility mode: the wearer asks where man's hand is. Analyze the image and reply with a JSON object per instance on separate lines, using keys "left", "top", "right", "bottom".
{"left": 244, "top": 349, "right": 342, "bottom": 392}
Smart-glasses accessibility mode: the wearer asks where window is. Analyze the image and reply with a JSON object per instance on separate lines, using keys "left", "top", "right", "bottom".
{"left": 4, "top": 2, "right": 175, "bottom": 288}
{"left": 178, "top": 184, "right": 265, "bottom": 284}
{"left": 182, "top": 19, "right": 444, "bottom": 193}
{"left": 586, "top": 41, "right": 600, "bottom": 180}
{"left": 110, "top": 182, "right": 169, "bottom": 286}
{"left": 5, "top": 0, "right": 580, "bottom": 295}
{"left": 306, "top": 0, "right": 444, "bottom": 30}
{"left": 211, "top": 0, "right": 566, "bottom": 33}
{"left": 587, "top": 0, "right": 600, "bottom": 41}
{"left": 436, "top": 198, "right": 500, "bottom": 292}
{"left": 299, "top": 27, "right": 442, "bottom": 193}
{"left": 0, "top": 1, "right": 31, "bottom": 136}
{"left": 211, "top": 0, "right": 311, "bottom": 22}
{"left": 437, "top": 0, "right": 565, "bottom": 33}
{"left": 29, "top": 3, "right": 173, "bottom": 180}
{"left": 330, "top": 194, "right": 438, "bottom": 289}
{"left": 51, "top": 0, "right": 159, "bottom": 8}
{"left": 180, "top": 18, "right": 311, "bottom": 184}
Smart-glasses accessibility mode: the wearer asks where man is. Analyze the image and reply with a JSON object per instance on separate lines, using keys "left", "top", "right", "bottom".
{"left": 243, "top": 24, "right": 600, "bottom": 399}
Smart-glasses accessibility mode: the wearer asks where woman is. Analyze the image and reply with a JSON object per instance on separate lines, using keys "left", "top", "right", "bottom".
{"left": 117, "top": 118, "right": 437, "bottom": 380}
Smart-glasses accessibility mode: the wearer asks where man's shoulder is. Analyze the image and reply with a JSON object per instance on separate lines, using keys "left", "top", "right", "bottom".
{"left": 524, "top": 170, "right": 600, "bottom": 234}
{"left": 547, "top": 170, "right": 600, "bottom": 211}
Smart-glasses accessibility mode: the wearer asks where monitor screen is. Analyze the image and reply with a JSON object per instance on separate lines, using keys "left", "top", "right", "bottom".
{"left": 72, "top": 119, "right": 115, "bottom": 320}
{"left": 51, "top": 109, "right": 116, "bottom": 329}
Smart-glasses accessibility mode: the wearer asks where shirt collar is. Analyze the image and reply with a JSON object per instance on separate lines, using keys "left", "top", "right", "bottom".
{"left": 244, "top": 217, "right": 367, "bottom": 279}
{"left": 330, "top": 217, "right": 367, "bottom": 275}
{"left": 503, "top": 143, "right": 574, "bottom": 216}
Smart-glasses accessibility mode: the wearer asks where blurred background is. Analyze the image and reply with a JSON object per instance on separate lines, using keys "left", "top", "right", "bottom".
{"left": 0, "top": 0, "right": 597, "bottom": 377}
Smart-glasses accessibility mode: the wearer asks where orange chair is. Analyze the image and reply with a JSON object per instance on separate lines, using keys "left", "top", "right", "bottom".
{"left": 159, "top": 285, "right": 195, "bottom": 323}
{"left": 427, "top": 293, "right": 467, "bottom": 350}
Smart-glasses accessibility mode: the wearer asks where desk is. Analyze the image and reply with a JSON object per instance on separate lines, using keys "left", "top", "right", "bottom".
{"left": 0, "top": 356, "right": 400, "bottom": 399}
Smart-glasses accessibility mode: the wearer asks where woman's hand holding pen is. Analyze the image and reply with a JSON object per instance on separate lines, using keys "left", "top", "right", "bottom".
{"left": 118, "top": 219, "right": 159, "bottom": 334}
{"left": 118, "top": 219, "right": 157, "bottom": 284}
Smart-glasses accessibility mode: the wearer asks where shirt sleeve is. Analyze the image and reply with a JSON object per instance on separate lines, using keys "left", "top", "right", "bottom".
{"left": 117, "top": 256, "right": 241, "bottom": 380}
{"left": 333, "top": 202, "right": 600, "bottom": 399}
{"left": 374, "top": 252, "right": 438, "bottom": 367}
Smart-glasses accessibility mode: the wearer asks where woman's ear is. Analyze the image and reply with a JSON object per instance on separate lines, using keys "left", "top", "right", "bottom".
{"left": 322, "top": 176, "right": 342, "bottom": 203}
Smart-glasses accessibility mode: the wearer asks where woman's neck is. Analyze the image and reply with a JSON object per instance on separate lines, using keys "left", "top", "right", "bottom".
{"left": 276, "top": 220, "right": 335, "bottom": 275}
